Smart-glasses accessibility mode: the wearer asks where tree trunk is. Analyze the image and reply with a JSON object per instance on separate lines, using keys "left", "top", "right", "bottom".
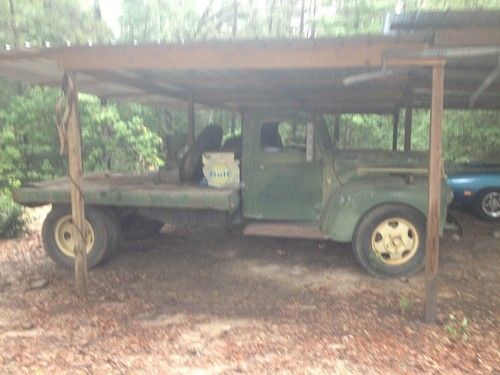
{"left": 232, "top": 0, "right": 238, "bottom": 37}
{"left": 299, "top": 0, "right": 306, "bottom": 38}
{"left": 99, "top": 97, "right": 112, "bottom": 170}
{"left": 8, "top": 0, "right": 20, "bottom": 47}
{"left": 93, "top": 0, "right": 102, "bottom": 21}
{"left": 164, "top": 108, "right": 174, "bottom": 165}
{"left": 310, "top": 0, "right": 317, "bottom": 38}
{"left": 268, "top": 0, "right": 276, "bottom": 34}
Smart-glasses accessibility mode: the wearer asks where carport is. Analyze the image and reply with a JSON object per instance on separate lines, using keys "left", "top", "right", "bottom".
{"left": 0, "top": 10, "right": 499, "bottom": 323}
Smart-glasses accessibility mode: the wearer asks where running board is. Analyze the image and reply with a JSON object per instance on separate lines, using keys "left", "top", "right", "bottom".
{"left": 243, "top": 222, "right": 328, "bottom": 240}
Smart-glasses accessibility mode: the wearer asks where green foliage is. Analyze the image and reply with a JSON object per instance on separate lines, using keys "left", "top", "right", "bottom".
{"left": 326, "top": 109, "right": 500, "bottom": 163}
{"left": 398, "top": 295, "right": 413, "bottom": 315}
{"left": 444, "top": 314, "right": 470, "bottom": 342}
{"left": 79, "top": 95, "right": 164, "bottom": 172}
{"left": 0, "top": 88, "right": 165, "bottom": 189}
{"left": 0, "top": 192, "right": 27, "bottom": 238}
{"left": 0, "top": 0, "right": 112, "bottom": 47}
{"left": 443, "top": 111, "right": 500, "bottom": 162}
{"left": 0, "top": 87, "right": 63, "bottom": 188}
{"left": 333, "top": 114, "right": 394, "bottom": 150}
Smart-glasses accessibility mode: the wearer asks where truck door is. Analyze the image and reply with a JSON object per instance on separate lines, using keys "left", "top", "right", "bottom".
{"left": 244, "top": 120, "right": 323, "bottom": 221}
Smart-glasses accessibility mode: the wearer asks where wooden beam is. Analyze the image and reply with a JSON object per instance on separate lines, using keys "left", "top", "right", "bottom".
{"left": 192, "top": 87, "right": 404, "bottom": 104}
{"left": 404, "top": 85, "right": 413, "bottom": 152}
{"left": 386, "top": 57, "right": 446, "bottom": 68}
{"left": 424, "top": 63, "right": 445, "bottom": 324}
{"left": 434, "top": 27, "right": 500, "bottom": 47}
{"left": 470, "top": 59, "right": 500, "bottom": 108}
{"left": 66, "top": 72, "right": 88, "bottom": 297}
{"left": 85, "top": 69, "right": 187, "bottom": 101}
{"left": 231, "top": 112, "right": 236, "bottom": 135}
{"left": 187, "top": 94, "right": 195, "bottom": 149}
{"left": 333, "top": 115, "right": 340, "bottom": 145}
{"left": 404, "top": 105, "right": 412, "bottom": 152}
{"left": 55, "top": 40, "right": 427, "bottom": 71}
{"left": 412, "top": 94, "right": 500, "bottom": 110}
{"left": 392, "top": 109, "right": 399, "bottom": 151}
{"left": 274, "top": 102, "right": 397, "bottom": 114}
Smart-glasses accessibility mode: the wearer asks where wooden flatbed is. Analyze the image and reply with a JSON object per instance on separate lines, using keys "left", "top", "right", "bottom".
{"left": 13, "top": 171, "right": 240, "bottom": 213}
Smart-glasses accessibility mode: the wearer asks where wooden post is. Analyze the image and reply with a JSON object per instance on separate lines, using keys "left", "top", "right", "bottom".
{"left": 404, "top": 105, "right": 413, "bottom": 152}
{"left": 240, "top": 109, "right": 245, "bottom": 133}
{"left": 187, "top": 94, "right": 195, "bottom": 149}
{"left": 231, "top": 112, "right": 236, "bottom": 135}
{"left": 333, "top": 115, "right": 340, "bottom": 146}
{"left": 424, "top": 63, "right": 445, "bottom": 324}
{"left": 392, "top": 109, "right": 399, "bottom": 151}
{"left": 66, "top": 72, "right": 87, "bottom": 297}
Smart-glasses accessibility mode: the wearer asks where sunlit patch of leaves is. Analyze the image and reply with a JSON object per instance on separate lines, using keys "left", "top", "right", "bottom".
{"left": 398, "top": 295, "right": 413, "bottom": 315}
{"left": 444, "top": 314, "right": 470, "bottom": 342}
{"left": 0, "top": 193, "right": 28, "bottom": 238}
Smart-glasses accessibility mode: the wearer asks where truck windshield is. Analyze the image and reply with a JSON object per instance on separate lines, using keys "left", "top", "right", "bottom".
{"left": 260, "top": 121, "right": 308, "bottom": 151}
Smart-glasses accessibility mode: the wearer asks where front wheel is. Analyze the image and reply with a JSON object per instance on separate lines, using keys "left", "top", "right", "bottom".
{"left": 474, "top": 189, "right": 500, "bottom": 221}
{"left": 352, "top": 204, "right": 426, "bottom": 278}
{"left": 42, "top": 206, "right": 121, "bottom": 269}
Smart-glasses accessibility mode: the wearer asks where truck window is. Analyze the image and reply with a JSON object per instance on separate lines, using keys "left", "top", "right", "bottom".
{"left": 330, "top": 114, "right": 393, "bottom": 151}
{"left": 260, "top": 122, "right": 307, "bottom": 152}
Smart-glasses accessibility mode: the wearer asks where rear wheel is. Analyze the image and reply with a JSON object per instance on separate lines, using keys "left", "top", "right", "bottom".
{"left": 353, "top": 204, "right": 426, "bottom": 278}
{"left": 474, "top": 189, "right": 500, "bottom": 221}
{"left": 42, "top": 206, "right": 121, "bottom": 269}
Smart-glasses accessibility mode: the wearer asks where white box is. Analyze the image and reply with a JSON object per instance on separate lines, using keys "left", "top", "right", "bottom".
{"left": 202, "top": 152, "right": 240, "bottom": 188}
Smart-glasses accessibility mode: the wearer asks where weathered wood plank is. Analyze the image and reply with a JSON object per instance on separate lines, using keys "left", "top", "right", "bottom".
{"left": 187, "top": 94, "right": 195, "bottom": 149}
{"left": 55, "top": 40, "right": 427, "bottom": 70}
{"left": 392, "top": 109, "right": 399, "bottom": 151}
{"left": 435, "top": 27, "right": 500, "bottom": 47}
{"left": 66, "top": 72, "right": 88, "bottom": 298}
{"left": 404, "top": 105, "right": 413, "bottom": 152}
{"left": 424, "top": 63, "right": 445, "bottom": 324}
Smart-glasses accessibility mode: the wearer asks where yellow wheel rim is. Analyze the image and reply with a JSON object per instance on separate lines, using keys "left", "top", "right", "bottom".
{"left": 371, "top": 217, "right": 419, "bottom": 265}
{"left": 54, "top": 215, "right": 95, "bottom": 257}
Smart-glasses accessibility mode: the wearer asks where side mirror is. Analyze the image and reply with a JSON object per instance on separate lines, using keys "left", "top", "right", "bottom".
{"left": 306, "top": 122, "right": 315, "bottom": 162}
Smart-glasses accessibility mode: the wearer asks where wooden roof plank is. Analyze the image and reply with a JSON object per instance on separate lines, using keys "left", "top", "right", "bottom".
{"left": 55, "top": 40, "right": 428, "bottom": 71}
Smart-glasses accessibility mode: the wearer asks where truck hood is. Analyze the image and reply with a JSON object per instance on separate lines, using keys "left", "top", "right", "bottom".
{"left": 332, "top": 149, "right": 429, "bottom": 184}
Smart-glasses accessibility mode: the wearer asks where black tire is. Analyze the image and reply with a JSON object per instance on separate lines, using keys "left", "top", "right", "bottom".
{"left": 352, "top": 204, "right": 426, "bottom": 278}
{"left": 101, "top": 208, "right": 123, "bottom": 260}
{"left": 42, "top": 205, "right": 120, "bottom": 269}
{"left": 122, "top": 216, "right": 164, "bottom": 239}
{"left": 473, "top": 189, "right": 500, "bottom": 222}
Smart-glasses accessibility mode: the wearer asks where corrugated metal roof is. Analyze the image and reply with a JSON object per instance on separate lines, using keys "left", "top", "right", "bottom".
{"left": 387, "top": 10, "right": 500, "bottom": 30}
{"left": 0, "top": 25, "right": 498, "bottom": 111}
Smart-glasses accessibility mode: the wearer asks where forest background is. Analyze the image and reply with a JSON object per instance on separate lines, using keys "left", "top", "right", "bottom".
{"left": 0, "top": 0, "right": 499, "bottom": 236}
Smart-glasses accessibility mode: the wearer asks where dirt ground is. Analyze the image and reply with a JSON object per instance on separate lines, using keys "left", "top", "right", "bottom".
{"left": 0, "top": 208, "right": 498, "bottom": 374}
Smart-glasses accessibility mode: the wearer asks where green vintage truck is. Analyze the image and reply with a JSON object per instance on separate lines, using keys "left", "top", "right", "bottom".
{"left": 14, "top": 111, "right": 453, "bottom": 278}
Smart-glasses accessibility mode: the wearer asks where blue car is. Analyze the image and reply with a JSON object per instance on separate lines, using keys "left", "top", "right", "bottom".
{"left": 447, "top": 163, "right": 500, "bottom": 221}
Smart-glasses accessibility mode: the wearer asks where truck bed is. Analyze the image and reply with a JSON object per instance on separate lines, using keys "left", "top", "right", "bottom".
{"left": 13, "top": 171, "right": 240, "bottom": 213}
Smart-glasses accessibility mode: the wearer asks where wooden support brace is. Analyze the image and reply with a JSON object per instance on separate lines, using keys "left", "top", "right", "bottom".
{"left": 66, "top": 72, "right": 88, "bottom": 298}
{"left": 392, "top": 109, "right": 399, "bottom": 151}
{"left": 187, "top": 94, "right": 195, "bottom": 149}
{"left": 231, "top": 112, "right": 236, "bottom": 135}
{"left": 404, "top": 105, "right": 413, "bottom": 152}
{"left": 333, "top": 115, "right": 340, "bottom": 146}
{"left": 424, "top": 64, "right": 445, "bottom": 324}
{"left": 469, "top": 56, "right": 500, "bottom": 108}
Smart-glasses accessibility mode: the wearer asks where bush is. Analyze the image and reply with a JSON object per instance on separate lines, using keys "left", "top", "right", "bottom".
{"left": 0, "top": 193, "right": 27, "bottom": 238}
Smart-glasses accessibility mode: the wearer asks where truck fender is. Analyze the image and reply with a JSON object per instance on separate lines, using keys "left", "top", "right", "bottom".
{"left": 319, "top": 177, "right": 433, "bottom": 242}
